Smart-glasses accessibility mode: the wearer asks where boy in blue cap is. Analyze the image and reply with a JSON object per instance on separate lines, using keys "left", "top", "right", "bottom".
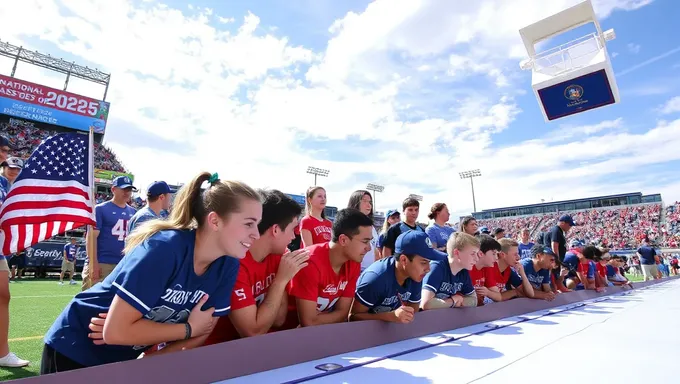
{"left": 519, "top": 244, "right": 557, "bottom": 301}
{"left": 128, "top": 181, "right": 172, "bottom": 233}
{"left": 350, "top": 230, "right": 447, "bottom": 324}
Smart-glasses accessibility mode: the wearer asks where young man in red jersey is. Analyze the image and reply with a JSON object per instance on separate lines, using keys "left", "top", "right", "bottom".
{"left": 203, "top": 190, "right": 309, "bottom": 345}
{"left": 470, "top": 235, "right": 502, "bottom": 306}
{"left": 288, "top": 208, "right": 373, "bottom": 327}
{"left": 495, "top": 238, "right": 535, "bottom": 300}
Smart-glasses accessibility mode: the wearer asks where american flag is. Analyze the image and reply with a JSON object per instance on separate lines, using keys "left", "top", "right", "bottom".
{"left": 0, "top": 132, "right": 96, "bottom": 255}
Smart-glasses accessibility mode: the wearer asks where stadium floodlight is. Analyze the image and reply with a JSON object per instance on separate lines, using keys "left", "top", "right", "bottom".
{"left": 366, "top": 183, "right": 385, "bottom": 210}
{"left": 408, "top": 194, "right": 423, "bottom": 202}
{"left": 306, "top": 166, "right": 330, "bottom": 186}
{"left": 459, "top": 169, "right": 482, "bottom": 213}
{"left": 0, "top": 39, "right": 111, "bottom": 100}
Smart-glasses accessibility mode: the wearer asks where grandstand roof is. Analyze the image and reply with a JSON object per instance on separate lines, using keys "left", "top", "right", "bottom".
{"left": 477, "top": 191, "right": 661, "bottom": 214}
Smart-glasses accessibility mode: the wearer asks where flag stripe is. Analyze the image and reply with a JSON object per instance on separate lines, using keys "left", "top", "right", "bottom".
{"left": 2, "top": 200, "right": 92, "bottom": 213}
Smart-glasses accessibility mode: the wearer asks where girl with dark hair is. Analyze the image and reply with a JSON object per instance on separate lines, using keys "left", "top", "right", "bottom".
{"left": 347, "top": 190, "right": 379, "bottom": 270}
{"left": 425, "top": 203, "right": 454, "bottom": 251}
{"left": 299, "top": 186, "right": 332, "bottom": 248}
{"left": 40, "top": 172, "right": 262, "bottom": 373}
{"left": 459, "top": 216, "right": 478, "bottom": 236}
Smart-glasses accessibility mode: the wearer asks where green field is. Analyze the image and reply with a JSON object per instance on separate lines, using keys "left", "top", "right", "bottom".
{"left": 1, "top": 273, "right": 651, "bottom": 380}
{"left": 3, "top": 280, "right": 81, "bottom": 381}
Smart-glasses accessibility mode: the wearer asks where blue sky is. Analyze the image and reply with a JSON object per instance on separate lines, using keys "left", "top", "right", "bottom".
{"left": 1, "top": 0, "right": 679, "bottom": 221}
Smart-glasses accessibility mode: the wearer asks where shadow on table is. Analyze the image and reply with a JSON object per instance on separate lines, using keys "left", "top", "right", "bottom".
{"left": 349, "top": 339, "right": 503, "bottom": 383}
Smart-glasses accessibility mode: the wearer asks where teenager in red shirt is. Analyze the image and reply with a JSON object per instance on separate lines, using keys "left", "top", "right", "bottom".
{"left": 470, "top": 235, "right": 502, "bottom": 306}
{"left": 495, "top": 238, "right": 535, "bottom": 300}
{"left": 204, "top": 190, "right": 309, "bottom": 345}
{"left": 299, "top": 186, "right": 332, "bottom": 248}
{"left": 289, "top": 208, "right": 373, "bottom": 327}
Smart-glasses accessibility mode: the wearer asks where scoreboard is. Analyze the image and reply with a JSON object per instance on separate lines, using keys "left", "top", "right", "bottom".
{"left": 0, "top": 73, "right": 110, "bottom": 134}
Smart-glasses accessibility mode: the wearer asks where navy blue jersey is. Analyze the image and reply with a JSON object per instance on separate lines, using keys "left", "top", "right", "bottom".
{"left": 95, "top": 201, "right": 137, "bottom": 264}
{"left": 355, "top": 257, "right": 422, "bottom": 313}
{"left": 422, "top": 260, "right": 474, "bottom": 299}
{"left": 128, "top": 206, "right": 161, "bottom": 233}
{"left": 520, "top": 258, "right": 550, "bottom": 289}
{"left": 44, "top": 229, "right": 239, "bottom": 367}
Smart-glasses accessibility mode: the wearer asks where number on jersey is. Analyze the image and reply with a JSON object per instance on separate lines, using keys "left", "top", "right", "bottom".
{"left": 316, "top": 297, "right": 339, "bottom": 312}
{"left": 111, "top": 219, "right": 129, "bottom": 241}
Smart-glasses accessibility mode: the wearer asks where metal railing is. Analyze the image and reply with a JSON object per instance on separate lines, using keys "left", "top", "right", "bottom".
{"left": 533, "top": 32, "right": 603, "bottom": 76}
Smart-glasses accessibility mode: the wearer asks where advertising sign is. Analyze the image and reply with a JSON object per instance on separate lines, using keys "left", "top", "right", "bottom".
{"left": 538, "top": 69, "right": 615, "bottom": 121}
{"left": 94, "top": 168, "right": 135, "bottom": 185}
{"left": 25, "top": 241, "right": 86, "bottom": 269}
{"left": 0, "top": 74, "right": 110, "bottom": 133}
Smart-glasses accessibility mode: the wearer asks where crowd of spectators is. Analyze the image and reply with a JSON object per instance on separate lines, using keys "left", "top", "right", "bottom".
{"left": 662, "top": 202, "right": 680, "bottom": 248}
{"left": 4, "top": 121, "right": 680, "bottom": 251}
{"left": 473, "top": 204, "right": 664, "bottom": 250}
{"left": 477, "top": 215, "right": 551, "bottom": 239}
{"left": 539, "top": 204, "right": 662, "bottom": 249}
{"left": 0, "top": 122, "right": 128, "bottom": 173}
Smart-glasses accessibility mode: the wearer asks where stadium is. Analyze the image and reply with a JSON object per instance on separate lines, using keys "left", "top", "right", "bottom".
{"left": 1, "top": 1, "right": 680, "bottom": 383}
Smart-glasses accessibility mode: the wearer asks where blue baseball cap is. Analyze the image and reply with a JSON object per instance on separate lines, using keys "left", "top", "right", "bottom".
{"left": 395, "top": 230, "right": 447, "bottom": 261}
{"left": 112, "top": 176, "right": 137, "bottom": 191}
{"left": 386, "top": 209, "right": 400, "bottom": 218}
{"left": 559, "top": 215, "right": 578, "bottom": 226}
{"left": 147, "top": 181, "right": 171, "bottom": 197}
{"left": 479, "top": 226, "right": 490, "bottom": 234}
{"left": 569, "top": 238, "right": 584, "bottom": 249}
{"left": 531, "top": 244, "right": 556, "bottom": 258}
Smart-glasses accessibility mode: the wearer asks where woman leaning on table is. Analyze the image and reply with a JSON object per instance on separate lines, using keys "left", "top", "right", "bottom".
{"left": 40, "top": 172, "right": 262, "bottom": 374}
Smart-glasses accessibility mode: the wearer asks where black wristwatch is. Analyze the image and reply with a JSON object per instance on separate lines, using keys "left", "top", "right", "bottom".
{"left": 184, "top": 323, "right": 192, "bottom": 340}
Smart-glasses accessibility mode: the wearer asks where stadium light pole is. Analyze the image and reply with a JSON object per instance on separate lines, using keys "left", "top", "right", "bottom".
{"left": 307, "top": 166, "right": 329, "bottom": 186}
{"left": 408, "top": 194, "right": 423, "bottom": 201}
{"left": 366, "top": 183, "right": 385, "bottom": 211}
{"left": 459, "top": 169, "right": 481, "bottom": 212}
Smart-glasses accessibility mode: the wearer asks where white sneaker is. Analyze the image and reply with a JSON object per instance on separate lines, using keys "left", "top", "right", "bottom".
{"left": 69, "top": 280, "right": 76, "bottom": 285}
{"left": 0, "top": 352, "right": 30, "bottom": 367}
{"left": 58, "top": 281, "right": 64, "bottom": 285}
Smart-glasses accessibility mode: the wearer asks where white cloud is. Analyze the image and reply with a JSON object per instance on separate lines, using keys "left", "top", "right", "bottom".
{"left": 659, "top": 96, "right": 680, "bottom": 115}
{"left": 0, "top": 0, "right": 671, "bottom": 224}
{"left": 627, "top": 43, "right": 641, "bottom": 54}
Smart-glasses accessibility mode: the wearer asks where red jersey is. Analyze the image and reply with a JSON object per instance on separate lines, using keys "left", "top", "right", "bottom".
{"left": 288, "top": 243, "right": 360, "bottom": 315}
{"left": 469, "top": 265, "right": 496, "bottom": 306}
{"left": 490, "top": 262, "right": 520, "bottom": 292}
{"left": 595, "top": 262, "right": 607, "bottom": 278}
{"left": 299, "top": 216, "right": 332, "bottom": 247}
{"left": 204, "top": 251, "right": 282, "bottom": 345}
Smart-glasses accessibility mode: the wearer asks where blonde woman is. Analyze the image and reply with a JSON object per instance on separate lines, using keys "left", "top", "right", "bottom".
{"left": 41, "top": 172, "right": 262, "bottom": 373}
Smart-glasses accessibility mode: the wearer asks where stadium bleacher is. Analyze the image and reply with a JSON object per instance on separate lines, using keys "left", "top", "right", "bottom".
{"left": 476, "top": 203, "right": 665, "bottom": 250}
{"left": 663, "top": 202, "right": 680, "bottom": 247}
{"left": 0, "top": 122, "right": 128, "bottom": 173}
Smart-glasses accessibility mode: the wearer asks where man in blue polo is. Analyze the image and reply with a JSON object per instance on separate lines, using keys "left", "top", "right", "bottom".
{"left": 128, "top": 181, "right": 172, "bottom": 233}
{"left": 82, "top": 176, "right": 137, "bottom": 290}
{"left": 350, "top": 230, "right": 447, "bottom": 324}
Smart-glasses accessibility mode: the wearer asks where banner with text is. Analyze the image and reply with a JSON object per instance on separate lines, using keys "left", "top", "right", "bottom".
{"left": 0, "top": 74, "right": 110, "bottom": 134}
{"left": 538, "top": 69, "right": 615, "bottom": 121}
{"left": 94, "top": 168, "right": 135, "bottom": 185}
{"left": 25, "top": 241, "right": 86, "bottom": 269}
